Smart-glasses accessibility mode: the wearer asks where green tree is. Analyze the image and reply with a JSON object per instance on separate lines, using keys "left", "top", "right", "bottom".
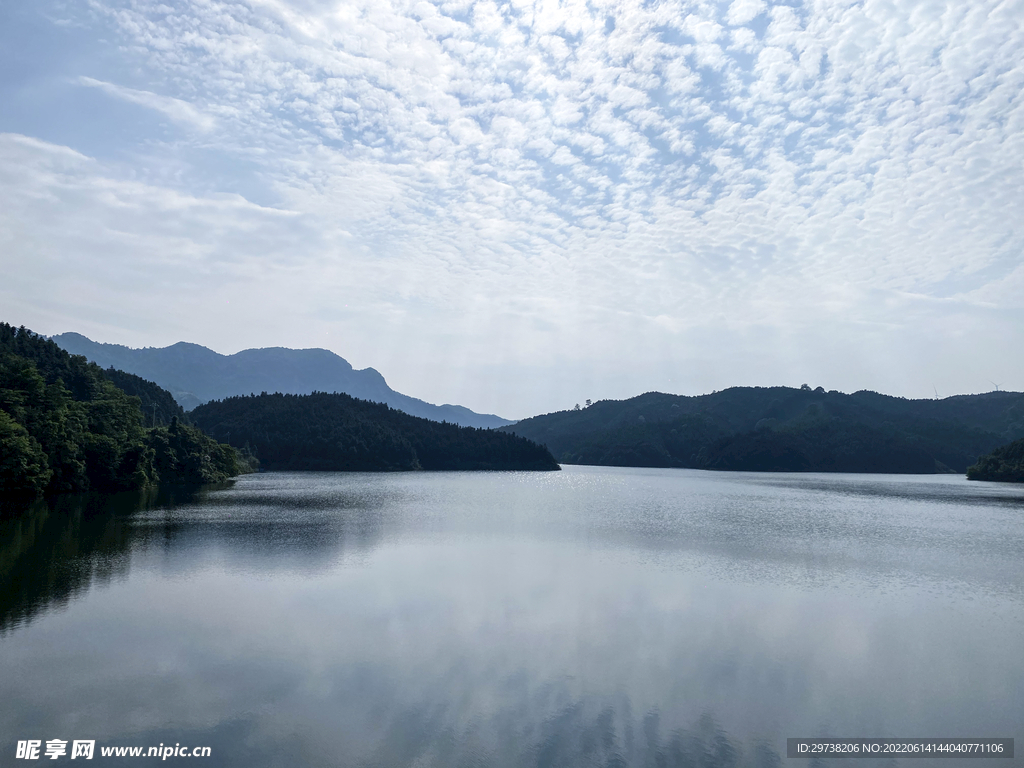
{"left": 0, "top": 410, "right": 51, "bottom": 498}
{"left": 1, "top": 322, "right": 245, "bottom": 505}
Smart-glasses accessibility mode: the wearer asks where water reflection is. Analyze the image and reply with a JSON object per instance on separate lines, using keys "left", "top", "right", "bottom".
{"left": 359, "top": 705, "right": 780, "bottom": 768}
{"left": 0, "top": 488, "right": 192, "bottom": 633}
{"left": 1, "top": 477, "right": 398, "bottom": 632}
{"left": 746, "top": 471, "right": 1024, "bottom": 508}
{"left": 1, "top": 469, "right": 1022, "bottom": 768}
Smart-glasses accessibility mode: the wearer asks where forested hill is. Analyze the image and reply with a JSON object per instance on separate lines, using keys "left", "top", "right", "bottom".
{"left": 52, "top": 333, "right": 513, "bottom": 428}
{"left": 1, "top": 323, "right": 243, "bottom": 504}
{"left": 191, "top": 392, "right": 559, "bottom": 472}
{"left": 101, "top": 367, "right": 187, "bottom": 426}
{"left": 501, "top": 387, "right": 1024, "bottom": 474}
{"left": 968, "top": 437, "right": 1024, "bottom": 482}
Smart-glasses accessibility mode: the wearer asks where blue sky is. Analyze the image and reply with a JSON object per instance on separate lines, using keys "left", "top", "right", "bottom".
{"left": 1, "top": 0, "right": 1022, "bottom": 418}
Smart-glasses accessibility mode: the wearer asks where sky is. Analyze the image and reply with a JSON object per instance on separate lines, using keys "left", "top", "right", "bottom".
{"left": 1, "top": 0, "right": 1022, "bottom": 419}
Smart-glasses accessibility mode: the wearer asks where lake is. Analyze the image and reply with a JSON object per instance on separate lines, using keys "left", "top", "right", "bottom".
{"left": 2, "top": 466, "right": 1022, "bottom": 767}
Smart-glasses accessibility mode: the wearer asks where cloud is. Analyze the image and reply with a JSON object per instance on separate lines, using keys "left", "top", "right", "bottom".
{"left": 2, "top": 0, "right": 1023, "bottom": 414}
{"left": 726, "top": 0, "right": 766, "bottom": 27}
{"left": 77, "top": 77, "right": 216, "bottom": 132}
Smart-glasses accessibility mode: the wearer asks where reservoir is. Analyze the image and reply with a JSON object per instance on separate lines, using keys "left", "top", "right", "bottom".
{"left": 2, "top": 467, "right": 1022, "bottom": 766}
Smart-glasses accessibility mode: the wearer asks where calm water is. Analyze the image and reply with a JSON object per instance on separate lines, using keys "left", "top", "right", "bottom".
{"left": 2, "top": 467, "right": 1022, "bottom": 767}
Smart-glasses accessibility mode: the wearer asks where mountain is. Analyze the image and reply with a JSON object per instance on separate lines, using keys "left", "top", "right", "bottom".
{"left": 51, "top": 333, "right": 513, "bottom": 429}
{"left": 501, "top": 386, "right": 1024, "bottom": 474}
{"left": 191, "top": 392, "right": 559, "bottom": 472}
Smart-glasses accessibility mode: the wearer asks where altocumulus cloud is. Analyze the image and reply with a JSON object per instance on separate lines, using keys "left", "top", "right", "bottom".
{"left": 1, "top": 0, "right": 1022, "bottom": 417}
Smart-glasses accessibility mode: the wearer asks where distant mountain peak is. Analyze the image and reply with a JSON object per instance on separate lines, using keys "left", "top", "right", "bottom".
{"left": 50, "top": 332, "right": 512, "bottom": 429}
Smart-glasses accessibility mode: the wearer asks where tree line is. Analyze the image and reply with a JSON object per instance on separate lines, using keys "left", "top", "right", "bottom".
{"left": 190, "top": 391, "right": 560, "bottom": 472}
{"left": 1, "top": 323, "right": 245, "bottom": 507}
{"left": 503, "top": 387, "right": 1024, "bottom": 474}
{"left": 967, "top": 437, "right": 1024, "bottom": 482}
